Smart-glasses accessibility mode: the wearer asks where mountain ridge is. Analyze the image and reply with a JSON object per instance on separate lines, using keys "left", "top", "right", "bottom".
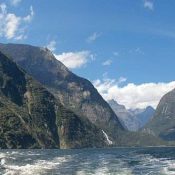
{"left": 0, "top": 50, "right": 108, "bottom": 149}
{"left": 0, "top": 43, "right": 168, "bottom": 148}
{"left": 108, "top": 99, "right": 155, "bottom": 131}
{"left": 144, "top": 88, "right": 175, "bottom": 141}
{"left": 0, "top": 43, "right": 124, "bottom": 141}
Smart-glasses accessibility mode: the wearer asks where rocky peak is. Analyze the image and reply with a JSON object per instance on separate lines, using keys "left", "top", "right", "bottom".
{"left": 0, "top": 43, "right": 124, "bottom": 142}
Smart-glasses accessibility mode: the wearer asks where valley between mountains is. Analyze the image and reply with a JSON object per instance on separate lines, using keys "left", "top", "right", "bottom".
{"left": 0, "top": 43, "right": 174, "bottom": 148}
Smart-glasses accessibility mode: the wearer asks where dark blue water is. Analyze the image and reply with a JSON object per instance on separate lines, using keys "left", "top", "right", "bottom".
{"left": 0, "top": 147, "right": 175, "bottom": 175}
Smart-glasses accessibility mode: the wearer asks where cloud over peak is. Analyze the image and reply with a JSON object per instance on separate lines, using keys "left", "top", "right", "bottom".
{"left": 93, "top": 78, "right": 175, "bottom": 109}
{"left": 46, "top": 40, "right": 95, "bottom": 69}
{"left": 47, "top": 40, "right": 57, "bottom": 52}
{"left": 55, "top": 51, "right": 94, "bottom": 69}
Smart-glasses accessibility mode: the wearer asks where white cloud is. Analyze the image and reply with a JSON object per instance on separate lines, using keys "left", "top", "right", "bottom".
{"left": 46, "top": 40, "right": 95, "bottom": 69}
{"left": 23, "top": 6, "right": 34, "bottom": 22}
{"left": 10, "top": 0, "right": 22, "bottom": 6}
{"left": 144, "top": 0, "right": 154, "bottom": 11}
{"left": 93, "top": 78, "right": 175, "bottom": 109}
{"left": 113, "top": 52, "right": 119, "bottom": 57}
{"left": 129, "top": 47, "right": 144, "bottom": 55}
{"left": 47, "top": 40, "right": 57, "bottom": 52}
{"left": 118, "top": 77, "right": 127, "bottom": 84}
{"left": 102, "top": 59, "right": 112, "bottom": 66}
{"left": 55, "top": 51, "right": 94, "bottom": 69}
{"left": 87, "top": 32, "right": 101, "bottom": 43}
{"left": 5, "top": 13, "right": 20, "bottom": 39}
{"left": 0, "top": 3, "right": 34, "bottom": 40}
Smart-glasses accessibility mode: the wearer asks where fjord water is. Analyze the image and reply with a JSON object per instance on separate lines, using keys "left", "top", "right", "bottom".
{"left": 0, "top": 148, "right": 175, "bottom": 175}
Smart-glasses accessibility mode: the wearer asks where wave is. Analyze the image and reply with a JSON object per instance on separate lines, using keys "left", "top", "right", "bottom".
{"left": 0, "top": 151, "right": 71, "bottom": 175}
{"left": 3, "top": 157, "right": 70, "bottom": 175}
{"left": 0, "top": 148, "right": 175, "bottom": 175}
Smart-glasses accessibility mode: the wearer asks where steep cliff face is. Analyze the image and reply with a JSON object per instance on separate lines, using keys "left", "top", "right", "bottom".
{"left": 0, "top": 51, "right": 106, "bottom": 149}
{"left": 144, "top": 88, "right": 175, "bottom": 141}
{"left": 108, "top": 100, "right": 139, "bottom": 131}
{"left": 0, "top": 43, "right": 124, "bottom": 141}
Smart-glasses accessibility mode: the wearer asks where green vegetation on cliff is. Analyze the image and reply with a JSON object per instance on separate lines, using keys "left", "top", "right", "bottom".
{"left": 0, "top": 43, "right": 171, "bottom": 148}
{"left": 0, "top": 43, "right": 124, "bottom": 142}
{"left": 0, "top": 51, "right": 107, "bottom": 149}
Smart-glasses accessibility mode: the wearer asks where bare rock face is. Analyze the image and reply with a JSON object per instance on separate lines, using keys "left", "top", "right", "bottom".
{"left": 108, "top": 100, "right": 155, "bottom": 131}
{"left": 0, "top": 43, "right": 124, "bottom": 142}
{"left": 108, "top": 100, "right": 138, "bottom": 131}
{"left": 144, "top": 88, "right": 175, "bottom": 141}
{"left": 0, "top": 51, "right": 107, "bottom": 149}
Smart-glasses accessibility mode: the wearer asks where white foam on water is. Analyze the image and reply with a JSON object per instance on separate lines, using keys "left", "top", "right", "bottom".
{"left": 0, "top": 152, "right": 9, "bottom": 167}
{"left": 0, "top": 152, "right": 7, "bottom": 159}
{"left": 1, "top": 158, "right": 6, "bottom": 165}
{"left": 94, "top": 166, "right": 133, "bottom": 175}
{"left": 11, "top": 151, "right": 20, "bottom": 155}
{"left": 76, "top": 155, "right": 134, "bottom": 175}
{"left": 138, "top": 154, "right": 175, "bottom": 175}
{"left": 0, "top": 149, "right": 175, "bottom": 175}
{"left": 3, "top": 155, "right": 71, "bottom": 175}
{"left": 76, "top": 168, "right": 133, "bottom": 175}
{"left": 0, "top": 151, "right": 19, "bottom": 162}
{"left": 162, "top": 161, "right": 175, "bottom": 175}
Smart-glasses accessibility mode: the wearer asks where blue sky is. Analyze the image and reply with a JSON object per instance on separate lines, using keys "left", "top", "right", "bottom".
{"left": 1, "top": 0, "right": 175, "bottom": 109}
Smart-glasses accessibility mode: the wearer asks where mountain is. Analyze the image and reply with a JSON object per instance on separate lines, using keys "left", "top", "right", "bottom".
{"left": 107, "top": 100, "right": 164, "bottom": 146}
{"left": 144, "top": 88, "right": 175, "bottom": 141}
{"left": 128, "top": 108, "right": 145, "bottom": 116}
{"left": 108, "top": 100, "right": 139, "bottom": 131}
{"left": 0, "top": 43, "right": 124, "bottom": 142}
{"left": 0, "top": 43, "right": 166, "bottom": 147}
{"left": 135, "top": 106, "right": 155, "bottom": 128}
{"left": 108, "top": 100, "right": 155, "bottom": 131}
{"left": 0, "top": 51, "right": 107, "bottom": 149}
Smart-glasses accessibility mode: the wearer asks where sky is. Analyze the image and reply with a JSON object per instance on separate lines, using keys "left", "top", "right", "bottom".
{"left": 0, "top": 0, "right": 175, "bottom": 109}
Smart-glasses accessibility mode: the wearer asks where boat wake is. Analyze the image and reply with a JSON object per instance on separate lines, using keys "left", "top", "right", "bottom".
{"left": 0, "top": 148, "right": 175, "bottom": 175}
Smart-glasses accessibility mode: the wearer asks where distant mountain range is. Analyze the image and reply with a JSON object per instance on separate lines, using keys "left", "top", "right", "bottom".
{"left": 0, "top": 43, "right": 172, "bottom": 148}
{"left": 108, "top": 100, "right": 155, "bottom": 131}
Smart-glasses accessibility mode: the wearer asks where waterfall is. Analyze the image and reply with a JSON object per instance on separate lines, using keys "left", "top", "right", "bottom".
{"left": 102, "top": 130, "right": 113, "bottom": 145}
